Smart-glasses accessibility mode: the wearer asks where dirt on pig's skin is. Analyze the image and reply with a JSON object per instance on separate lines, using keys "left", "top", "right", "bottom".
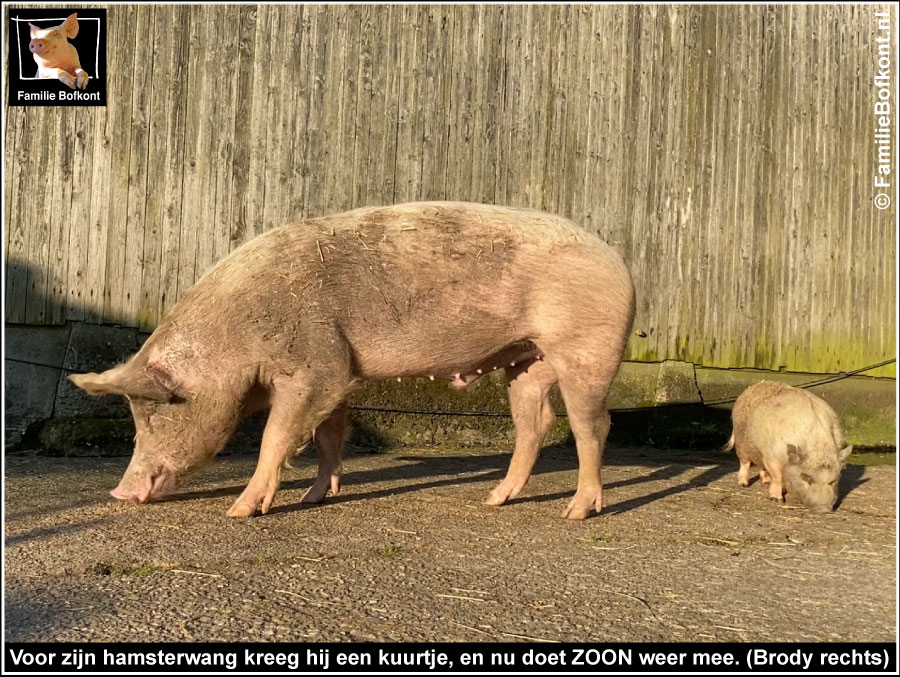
{"left": 4, "top": 443, "right": 895, "bottom": 642}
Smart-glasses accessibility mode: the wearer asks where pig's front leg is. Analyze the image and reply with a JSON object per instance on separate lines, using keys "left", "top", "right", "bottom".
{"left": 227, "top": 379, "right": 348, "bottom": 518}
{"left": 766, "top": 462, "right": 785, "bottom": 502}
{"left": 74, "top": 68, "right": 89, "bottom": 90}
{"left": 39, "top": 67, "right": 77, "bottom": 89}
{"left": 301, "top": 403, "right": 348, "bottom": 504}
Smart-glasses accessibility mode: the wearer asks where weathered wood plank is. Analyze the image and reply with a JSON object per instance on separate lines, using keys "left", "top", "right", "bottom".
{"left": 102, "top": 5, "right": 136, "bottom": 324}
{"left": 227, "top": 4, "right": 258, "bottom": 249}
{"left": 420, "top": 5, "right": 452, "bottom": 201}
{"left": 137, "top": 5, "right": 188, "bottom": 330}
{"left": 303, "top": 5, "right": 329, "bottom": 214}
{"left": 394, "top": 4, "right": 425, "bottom": 203}
{"left": 245, "top": 4, "right": 273, "bottom": 232}
{"left": 212, "top": 6, "right": 240, "bottom": 264}
{"left": 22, "top": 107, "right": 54, "bottom": 324}
{"left": 121, "top": 4, "right": 152, "bottom": 326}
{"left": 65, "top": 106, "right": 95, "bottom": 322}
{"left": 351, "top": 5, "right": 374, "bottom": 207}
{"left": 177, "top": 4, "right": 211, "bottom": 297}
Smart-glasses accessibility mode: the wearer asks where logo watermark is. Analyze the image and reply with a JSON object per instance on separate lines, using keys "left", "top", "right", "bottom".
{"left": 874, "top": 11, "right": 893, "bottom": 210}
{"left": 7, "top": 8, "right": 107, "bottom": 107}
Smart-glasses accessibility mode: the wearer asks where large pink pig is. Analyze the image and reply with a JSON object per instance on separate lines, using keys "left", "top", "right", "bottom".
{"left": 71, "top": 202, "right": 635, "bottom": 520}
{"left": 28, "top": 13, "right": 89, "bottom": 90}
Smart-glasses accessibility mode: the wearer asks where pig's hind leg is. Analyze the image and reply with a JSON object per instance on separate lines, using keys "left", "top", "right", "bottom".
{"left": 301, "top": 403, "right": 349, "bottom": 504}
{"left": 485, "top": 359, "right": 558, "bottom": 506}
{"left": 546, "top": 351, "right": 622, "bottom": 520}
{"left": 227, "top": 375, "right": 351, "bottom": 518}
{"left": 735, "top": 443, "right": 753, "bottom": 487}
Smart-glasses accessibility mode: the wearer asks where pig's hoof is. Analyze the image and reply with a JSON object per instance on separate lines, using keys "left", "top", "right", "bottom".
{"left": 76, "top": 71, "right": 89, "bottom": 89}
{"left": 562, "top": 489, "right": 604, "bottom": 520}
{"left": 301, "top": 474, "right": 341, "bottom": 504}
{"left": 58, "top": 72, "right": 76, "bottom": 89}
{"left": 227, "top": 481, "right": 278, "bottom": 517}
{"left": 484, "top": 479, "right": 526, "bottom": 506}
{"left": 483, "top": 491, "right": 508, "bottom": 507}
{"left": 226, "top": 501, "right": 258, "bottom": 518}
{"left": 737, "top": 477, "right": 750, "bottom": 487}
{"left": 301, "top": 486, "right": 327, "bottom": 504}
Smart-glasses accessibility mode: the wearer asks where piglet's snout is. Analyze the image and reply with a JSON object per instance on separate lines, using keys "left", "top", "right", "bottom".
{"left": 810, "top": 503, "right": 835, "bottom": 514}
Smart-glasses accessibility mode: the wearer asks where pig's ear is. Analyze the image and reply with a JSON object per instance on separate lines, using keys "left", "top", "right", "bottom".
{"left": 786, "top": 443, "right": 805, "bottom": 465}
{"left": 29, "top": 23, "right": 40, "bottom": 37}
{"left": 69, "top": 363, "right": 176, "bottom": 401}
{"left": 839, "top": 445, "right": 853, "bottom": 463}
{"left": 143, "top": 363, "right": 181, "bottom": 399}
{"left": 69, "top": 364, "right": 133, "bottom": 396}
{"left": 63, "top": 13, "right": 79, "bottom": 38}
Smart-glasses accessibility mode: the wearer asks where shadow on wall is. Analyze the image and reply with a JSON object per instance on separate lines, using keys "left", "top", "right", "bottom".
{"left": 4, "top": 257, "right": 397, "bottom": 456}
{"left": 5, "top": 258, "right": 142, "bottom": 442}
{"left": 608, "top": 405, "right": 734, "bottom": 450}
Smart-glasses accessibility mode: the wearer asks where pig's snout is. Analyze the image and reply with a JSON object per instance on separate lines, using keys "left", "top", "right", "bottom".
{"left": 809, "top": 503, "right": 835, "bottom": 514}
{"left": 110, "top": 470, "right": 176, "bottom": 504}
{"left": 29, "top": 39, "right": 45, "bottom": 55}
{"left": 110, "top": 483, "right": 151, "bottom": 504}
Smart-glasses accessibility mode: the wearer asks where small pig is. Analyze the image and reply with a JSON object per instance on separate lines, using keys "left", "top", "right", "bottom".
{"left": 28, "top": 13, "right": 89, "bottom": 90}
{"left": 71, "top": 202, "right": 635, "bottom": 520}
{"left": 725, "top": 381, "right": 852, "bottom": 513}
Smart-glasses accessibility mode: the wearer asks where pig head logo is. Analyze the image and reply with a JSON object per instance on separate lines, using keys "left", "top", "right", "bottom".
{"left": 28, "top": 13, "right": 89, "bottom": 90}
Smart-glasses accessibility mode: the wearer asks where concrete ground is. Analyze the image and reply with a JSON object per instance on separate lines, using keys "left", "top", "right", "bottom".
{"left": 3, "top": 445, "right": 896, "bottom": 642}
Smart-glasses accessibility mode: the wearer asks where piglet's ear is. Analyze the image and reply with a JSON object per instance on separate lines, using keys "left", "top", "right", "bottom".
{"left": 63, "top": 13, "right": 79, "bottom": 39}
{"left": 786, "top": 443, "right": 805, "bottom": 465}
{"left": 839, "top": 445, "right": 853, "bottom": 463}
{"left": 69, "top": 362, "right": 176, "bottom": 402}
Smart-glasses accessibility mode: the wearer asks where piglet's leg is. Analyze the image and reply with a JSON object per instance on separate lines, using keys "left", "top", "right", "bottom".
{"left": 301, "top": 403, "right": 349, "bottom": 504}
{"left": 227, "top": 379, "right": 348, "bottom": 518}
{"left": 766, "top": 463, "right": 785, "bottom": 502}
{"left": 737, "top": 460, "right": 751, "bottom": 487}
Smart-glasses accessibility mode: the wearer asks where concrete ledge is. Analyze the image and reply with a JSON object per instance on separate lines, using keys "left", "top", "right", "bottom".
{"left": 4, "top": 323, "right": 896, "bottom": 454}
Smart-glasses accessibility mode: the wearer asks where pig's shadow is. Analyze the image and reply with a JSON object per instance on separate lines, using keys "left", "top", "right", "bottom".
{"left": 170, "top": 449, "right": 876, "bottom": 519}
{"left": 725, "top": 463, "right": 869, "bottom": 510}
{"left": 834, "top": 464, "right": 868, "bottom": 510}
{"left": 496, "top": 461, "right": 734, "bottom": 517}
{"left": 169, "top": 452, "right": 518, "bottom": 507}
{"left": 168, "top": 448, "right": 741, "bottom": 519}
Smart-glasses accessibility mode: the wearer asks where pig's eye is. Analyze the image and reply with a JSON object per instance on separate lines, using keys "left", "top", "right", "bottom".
{"left": 800, "top": 473, "right": 813, "bottom": 484}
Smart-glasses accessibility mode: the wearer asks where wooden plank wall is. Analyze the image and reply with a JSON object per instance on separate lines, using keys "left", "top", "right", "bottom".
{"left": 4, "top": 4, "right": 896, "bottom": 376}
